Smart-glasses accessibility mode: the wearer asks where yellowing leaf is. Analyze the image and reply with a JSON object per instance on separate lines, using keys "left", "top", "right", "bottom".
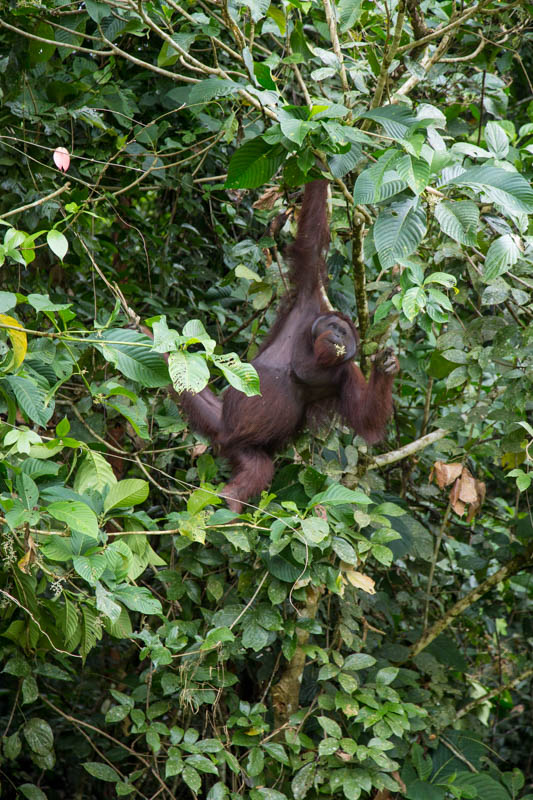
{"left": 344, "top": 568, "right": 376, "bottom": 595}
{"left": 0, "top": 314, "right": 27, "bottom": 368}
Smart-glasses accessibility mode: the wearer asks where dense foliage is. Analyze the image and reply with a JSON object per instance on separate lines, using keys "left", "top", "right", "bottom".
{"left": 1, "top": 1, "right": 533, "bottom": 799}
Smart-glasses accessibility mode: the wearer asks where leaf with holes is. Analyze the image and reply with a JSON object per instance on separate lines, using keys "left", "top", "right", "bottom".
{"left": 168, "top": 351, "right": 210, "bottom": 394}
{"left": 211, "top": 353, "right": 260, "bottom": 396}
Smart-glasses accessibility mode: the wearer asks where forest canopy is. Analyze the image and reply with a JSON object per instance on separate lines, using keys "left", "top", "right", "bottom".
{"left": 1, "top": 1, "right": 533, "bottom": 799}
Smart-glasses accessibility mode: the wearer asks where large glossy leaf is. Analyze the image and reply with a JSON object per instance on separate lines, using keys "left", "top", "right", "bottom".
{"left": 396, "top": 155, "right": 430, "bottom": 195}
{"left": 360, "top": 105, "right": 418, "bottom": 139}
{"left": 434, "top": 200, "right": 479, "bottom": 246}
{"left": 48, "top": 500, "right": 99, "bottom": 539}
{"left": 97, "top": 329, "right": 169, "bottom": 388}
{"left": 225, "top": 137, "right": 285, "bottom": 189}
{"left": 74, "top": 451, "right": 117, "bottom": 494}
{"left": 483, "top": 234, "right": 521, "bottom": 280}
{"left": 103, "top": 479, "right": 149, "bottom": 513}
{"left": 449, "top": 165, "right": 533, "bottom": 214}
{"left": 374, "top": 197, "right": 427, "bottom": 268}
{"left": 4, "top": 376, "right": 54, "bottom": 427}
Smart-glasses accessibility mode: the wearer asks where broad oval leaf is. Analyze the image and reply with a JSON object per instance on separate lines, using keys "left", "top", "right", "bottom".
{"left": 103, "top": 479, "right": 149, "bottom": 513}
{"left": 484, "top": 121, "right": 509, "bottom": 159}
{"left": 74, "top": 451, "right": 117, "bottom": 494}
{"left": 23, "top": 718, "right": 54, "bottom": 755}
{"left": 168, "top": 350, "right": 209, "bottom": 394}
{"left": 98, "top": 329, "right": 169, "bottom": 388}
{"left": 47, "top": 229, "right": 68, "bottom": 261}
{"left": 83, "top": 762, "right": 120, "bottom": 782}
{"left": 48, "top": 500, "right": 99, "bottom": 539}
{"left": 396, "top": 154, "right": 430, "bottom": 195}
{"left": 189, "top": 78, "right": 242, "bottom": 104}
{"left": 225, "top": 137, "right": 285, "bottom": 189}
{"left": 5, "top": 376, "right": 54, "bottom": 427}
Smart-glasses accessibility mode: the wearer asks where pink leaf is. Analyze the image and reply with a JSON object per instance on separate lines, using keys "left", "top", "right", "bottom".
{"left": 53, "top": 147, "right": 70, "bottom": 172}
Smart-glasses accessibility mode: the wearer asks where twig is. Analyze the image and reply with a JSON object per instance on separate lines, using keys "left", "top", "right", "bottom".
{"left": 2, "top": 182, "right": 71, "bottom": 219}
{"left": 363, "top": 0, "right": 406, "bottom": 123}
{"left": 456, "top": 667, "right": 533, "bottom": 719}
{"left": 369, "top": 428, "right": 448, "bottom": 469}
{"left": 322, "top": 0, "right": 350, "bottom": 102}
{"left": 408, "top": 540, "right": 533, "bottom": 659}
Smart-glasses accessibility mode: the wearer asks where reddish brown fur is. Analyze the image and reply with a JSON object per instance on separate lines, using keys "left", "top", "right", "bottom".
{"left": 180, "top": 180, "right": 398, "bottom": 512}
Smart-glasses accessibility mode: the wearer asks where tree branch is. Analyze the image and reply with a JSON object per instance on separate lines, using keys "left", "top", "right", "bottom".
{"left": 369, "top": 428, "right": 448, "bottom": 469}
{"left": 408, "top": 540, "right": 533, "bottom": 660}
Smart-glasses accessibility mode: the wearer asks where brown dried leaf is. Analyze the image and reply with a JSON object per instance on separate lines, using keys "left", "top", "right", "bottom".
{"left": 191, "top": 443, "right": 208, "bottom": 458}
{"left": 450, "top": 479, "right": 465, "bottom": 516}
{"left": 253, "top": 187, "right": 282, "bottom": 210}
{"left": 457, "top": 468, "right": 478, "bottom": 504}
{"left": 431, "top": 460, "right": 463, "bottom": 489}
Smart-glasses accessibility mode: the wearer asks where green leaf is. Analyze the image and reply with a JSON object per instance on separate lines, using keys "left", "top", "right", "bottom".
{"left": 0, "top": 291, "right": 17, "bottom": 313}
{"left": 48, "top": 500, "right": 99, "bottom": 538}
{"left": 434, "top": 200, "right": 479, "bottom": 246}
{"left": 332, "top": 537, "right": 357, "bottom": 564}
{"left": 74, "top": 451, "right": 117, "bottom": 494}
{"left": 361, "top": 105, "right": 417, "bottom": 139}
{"left": 103, "top": 479, "right": 149, "bottom": 512}
{"left": 182, "top": 766, "right": 202, "bottom": 794}
{"left": 211, "top": 353, "right": 260, "bottom": 396}
{"left": 329, "top": 143, "right": 363, "bottom": 178}
{"left": 83, "top": 762, "right": 120, "bottom": 782}
{"left": 301, "top": 516, "right": 329, "bottom": 544}
{"left": 311, "top": 484, "right": 371, "bottom": 506}
{"left": 247, "top": 747, "right": 265, "bottom": 777}
{"left": 485, "top": 121, "right": 509, "bottom": 159}
{"left": 317, "top": 716, "right": 342, "bottom": 738}
{"left": 396, "top": 155, "right": 430, "bottom": 195}
{"left": 4, "top": 376, "right": 54, "bottom": 427}
{"left": 292, "top": 762, "right": 315, "bottom": 800}
{"left": 401, "top": 286, "right": 426, "bottom": 320}
{"left": 73, "top": 554, "right": 106, "bottom": 584}
{"left": 225, "top": 137, "right": 285, "bottom": 189}
{"left": 201, "top": 627, "right": 235, "bottom": 649}
{"left": 449, "top": 165, "right": 533, "bottom": 214}
{"left": 446, "top": 366, "right": 468, "bottom": 389}
{"left": 374, "top": 198, "right": 427, "bottom": 269}
{"left": 23, "top": 718, "right": 54, "bottom": 755}
{"left": 46, "top": 230, "right": 68, "bottom": 261}
{"left": 189, "top": 78, "right": 242, "bottom": 104}
{"left": 343, "top": 653, "right": 376, "bottom": 670}
{"left": 483, "top": 234, "right": 521, "bottom": 280}
{"left": 97, "top": 329, "right": 169, "bottom": 388}
{"left": 112, "top": 585, "right": 162, "bottom": 614}
{"left": 19, "top": 785, "right": 48, "bottom": 800}
{"left": 168, "top": 351, "right": 210, "bottom": 394}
